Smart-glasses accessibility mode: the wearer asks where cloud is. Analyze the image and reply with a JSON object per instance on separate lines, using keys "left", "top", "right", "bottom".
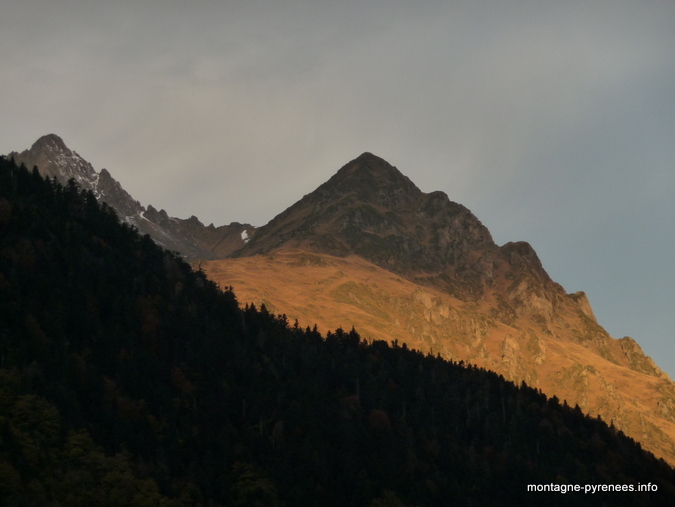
{"left": 2, "top": 0, "right": 674, "bottom": 374}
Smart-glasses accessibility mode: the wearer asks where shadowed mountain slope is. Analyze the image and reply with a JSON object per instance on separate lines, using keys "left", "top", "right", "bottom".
{"left": 7, "top": 134, "right": 254, "bottom": 259}
{"left": 2, "top": 155, "right": 675, "bottom": 505}
{"left": 6, "top": 137, "right": 675, "bottom": 468}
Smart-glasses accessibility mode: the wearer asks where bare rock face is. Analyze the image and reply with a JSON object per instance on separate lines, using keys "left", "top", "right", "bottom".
{"left": 7, "top": 135, "right": 255, "bottom": 260}
{"left": 96, "top": 168, "right": 144, "bottom": 218}
{"left": 232, "top": 153, "right": 579, "bottom": 322}
{"left": 619, "top": 336, "right": 669, "bottom": 379}
{"left": 8, "top": 134, "right": 98, "bottom": 189}
{"left": 235, "top": 153, "right": 495, "bottom": 298}
{"left": 568, "top": 291, "right": 597, "bottom": 321}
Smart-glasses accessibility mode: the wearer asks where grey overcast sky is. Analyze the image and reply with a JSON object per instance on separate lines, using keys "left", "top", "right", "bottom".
{"left": 2, "top": 1, "right": 674, "bottom": 376}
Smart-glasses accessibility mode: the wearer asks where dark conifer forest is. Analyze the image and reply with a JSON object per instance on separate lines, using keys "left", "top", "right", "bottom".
{"left": 1, "top": 156, "right": 675, "bottom": 506}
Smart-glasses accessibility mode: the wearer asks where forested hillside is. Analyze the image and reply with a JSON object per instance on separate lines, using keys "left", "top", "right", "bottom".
{"left": 1, "top": 156, "right": 674, "bottom": 506}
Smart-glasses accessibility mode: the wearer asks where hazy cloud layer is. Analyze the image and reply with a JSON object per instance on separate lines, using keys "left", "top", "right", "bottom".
{"left": 2, "top": 1, "right": 674, "bottom": 375}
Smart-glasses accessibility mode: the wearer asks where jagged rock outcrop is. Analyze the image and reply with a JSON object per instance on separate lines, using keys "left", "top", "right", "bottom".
{"left": 7, "top": 134, "right": 255, "bottom": 259}
{"left": 7, "top": 134, "right": 99, "bottom": 189}
{"left": 620, "top": 336, "right": 668, "bottom": 378}
{"left": 96, "top": 168, "right": 144, "bottom": 218}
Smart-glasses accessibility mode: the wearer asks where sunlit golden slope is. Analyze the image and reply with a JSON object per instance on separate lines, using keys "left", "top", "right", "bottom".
{"left": 198, "top": 152, "right": 675, "bottom": 465}
{"left": 201, "top": 249, "right": 675, "bottom": 465}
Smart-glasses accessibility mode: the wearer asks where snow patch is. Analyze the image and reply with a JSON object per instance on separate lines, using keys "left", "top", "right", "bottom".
{"left": 241, "top": 230, "right": 250, "bottom": 243}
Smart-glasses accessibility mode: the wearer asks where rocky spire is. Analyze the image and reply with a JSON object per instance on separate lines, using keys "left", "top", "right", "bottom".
{"left": 5, "top": 135, "right": 254, "bottom": 260}
{"left": 8, "top": 134, "right": 98, "bottom": 189}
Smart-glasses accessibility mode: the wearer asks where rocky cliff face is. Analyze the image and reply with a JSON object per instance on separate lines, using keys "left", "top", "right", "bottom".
{"left": 7, "top": 135, "right": 254, "bottom": 259}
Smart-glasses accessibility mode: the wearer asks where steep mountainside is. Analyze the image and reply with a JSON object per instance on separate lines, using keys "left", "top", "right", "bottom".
{"left": 207, "top": 153, "right": 675, "bottom": 465}
{"left": 6, "top": 134, "right": 254, "bottom": 259}
{"left": 6, "top": 137, "right": 675, "bottom": 466}
{"left": 2, "top": 156, "right": 675, "bottom": 505}
{"left": 234, "top": 152, "right": 496, "bottom": 298}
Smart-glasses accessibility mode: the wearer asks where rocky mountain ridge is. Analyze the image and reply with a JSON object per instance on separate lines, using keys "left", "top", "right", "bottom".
{"left": 6, "top": 136, "right": 675, "bottom": 465}
{"left": 211, "top": 153, "right": 675, "bottom": 464}
{"left": 235, "top": 154, "right": 589, "bottom": 335}
{"left": 235, "top": 153, "right": 495, "bottom": 292}
{"left": 6, "top": 134, "right": 254, "bottom": 259}
{"left": 4, "top": 151, "right": 675, "bottom": 503}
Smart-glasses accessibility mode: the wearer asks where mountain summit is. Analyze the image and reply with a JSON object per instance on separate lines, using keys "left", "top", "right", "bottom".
{"left": 7, "top": 135, "right": 254, "bottom": 259}
{"left": 317, "top": 152, "right": 421, "bottom": 204}
{"left": 206, "top": 152, "right": 675, "bottom": 465}
{"left": 8, "top": 134, "right": 99, "bottom": 188}
{"left": 235, "top": 153, "right": 497, "bottom": 297}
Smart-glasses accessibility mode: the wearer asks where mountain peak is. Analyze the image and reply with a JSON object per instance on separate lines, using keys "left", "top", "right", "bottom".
{"left": 354, "top": 151, "right": 379, "bottom": 161}
{"left": 314, "top": 153, "right": 421, "bottom": 211}
{"left": 351, "top": 151, "right": 395, "bottom": 167}
{"left": 33, "top": 133, "right": 69, "bottom": 153}
{"left": 234, "top": 154, "right": 495, "bottom": 294}
{"left": 329, "top": 152, "right": 417, "bottom": 185}
{"left": 8, "top": 134, "right": 97, "bottom": 188}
